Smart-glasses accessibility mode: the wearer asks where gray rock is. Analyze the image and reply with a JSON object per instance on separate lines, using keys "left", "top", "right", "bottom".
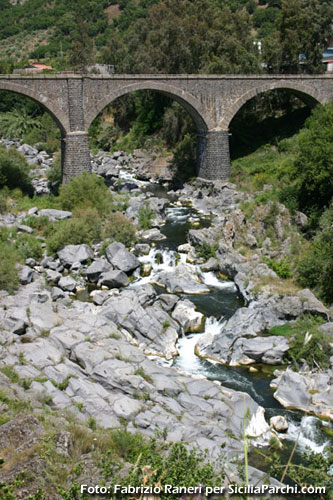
{"left": 39, "top": 209, "right": 72, "bottom": 220}
{"left": 51, "top": 287, "right": 66, "bottom": 301}
{"left": 140, "top": 228, "right": 167, "bottom": 241}
{"left": 297, "top": 289, "right": 329, "bottom": 316}
{"left": 270, "top": 415, "right": 288, "bottom": 432}
{"left": 112, "top": 396, "right": 142, "bottom": 419}
{"left": 4, "top": 316, "right": 27, "bottom": 335}
{"left": 17, "top": 224, "right": 33, "bottom": 234}
{"left": 230, "top": 336, "right": 289, "bottom": 365}
{"left": 45, "top": 269, "right": 62, "bottom": 283}
{"left": 172, "top": 299, "right": 204, "bottom": 333}
{"left": 135, "top": 243, "right": 151, "bottom": 256}
{"left": 58, "top": 276, "right": 77, "bottom": 293}
{"left": 17, "top": 143, "right": 38, "bottom": 156}
{"left": 25, "top": 258, "right": 37, "bottom": 267}
{"left": 105, "top": 242, "right": 140, "bottom": 273}
{"left": 98, "top": 270, "right": 129, "bottom": 288}
{"left": 85, "top": 259, "right": 112, "bottom": 283}
{"left": 157, "top": 294, "right": 179, "bottom": 311}
{"left": 154, "top": 264, "right": 210, "bottom": 294}
{"left": 19, "top": 266, "right": 34, "bottom": 285}
{"left": 58, "top": 244, "right": 94, "bottom": 266}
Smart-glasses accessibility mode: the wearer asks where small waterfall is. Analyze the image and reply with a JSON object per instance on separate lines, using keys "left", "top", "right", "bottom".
{"left": 286, "top": 415, "right": 331, "bottom": 455}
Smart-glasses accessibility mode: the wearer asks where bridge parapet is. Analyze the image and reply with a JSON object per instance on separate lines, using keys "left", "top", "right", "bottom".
{"left": 0, "top": 74, "right": 332, "bottom": 181}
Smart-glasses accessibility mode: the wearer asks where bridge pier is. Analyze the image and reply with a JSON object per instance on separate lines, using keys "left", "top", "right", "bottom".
{"left": 197, "top": 129, "right": 231, "bottom": 180}
{"left": 62, "top": 131, "right": 91, "bottom": 183}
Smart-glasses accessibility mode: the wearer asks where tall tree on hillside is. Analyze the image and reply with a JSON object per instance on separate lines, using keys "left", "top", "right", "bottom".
{"left": 69, "top": 13, "right": 93, "bottom": 73}
{"left": 102, "top": 0, "right": 261, "bottom": 74}
{"left": 263, "top": 0, "right": 333, "bottom": 73}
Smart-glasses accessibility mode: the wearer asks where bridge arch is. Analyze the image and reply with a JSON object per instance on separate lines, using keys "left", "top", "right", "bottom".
{"left": 0, "top": 80, "right": 70, "bottom": 134}
{"left": 219, "top": 81, "right": 324, "bottom": 130}
{"left": 85, "top": 81, "right": 214, "bottom": 133}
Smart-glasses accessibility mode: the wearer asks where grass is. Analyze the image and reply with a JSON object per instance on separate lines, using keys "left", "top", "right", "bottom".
{"left": 134, "top": 367, "right": 153, "bottom": 384}
{"left": 268, "top": 314, "right": 331, "bottom": 370}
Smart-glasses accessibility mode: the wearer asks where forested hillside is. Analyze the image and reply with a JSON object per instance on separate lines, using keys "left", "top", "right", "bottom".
{"left": 0, "top": 0, "right": 332, "bottom": 74}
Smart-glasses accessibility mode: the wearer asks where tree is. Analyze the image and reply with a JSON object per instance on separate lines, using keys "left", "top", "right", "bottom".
{"left": 293, "top": 103, "right": 333, "bottom": 218}
{"left": 297, "top": 204, "right": 333, "bottom": 303}
{"left": 263, "top": 0, "right": 333, "bottom": 73}
{"left": 69, "top": 13, "right": 93, "bottom": 72}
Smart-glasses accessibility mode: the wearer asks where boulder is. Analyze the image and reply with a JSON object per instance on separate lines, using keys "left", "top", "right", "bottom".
{"left": 85, "top": 259, "right": 112, "bottom": 283}
{"left": 17, "top": 224, "right": 33, "bottom": 234}
{"left": 98, "top": 270, "right": 129, "bottom": 288}
{"left": 270, "top": 415, "right": 288, "bottom": 432}
{"left": 58, "top": 244, "right": 94, "bottom": 266}
{"left": 105, "top": 242, "right": 140, "bottom": 273}
{"left": 19, "top": 266, "right": 34, "bottom": 285}
{"left": 230, "top": 336, "right": 289, "bottom": 366}
{"left": 172, "top": 299, "right": 204, "bottom": 333}
{"left": 51, "top": 287, "right": 66, "bottom": 301}
{"left": 140, "top": 228, "right": 167, "bottom": 241}
{"left": 39, "top": 209, "right": 72, "bottom": 220}
{"left": 153, "top": 264, "right": 210, "bottom": 294}
{"left": 58, "top": 276, "right": 77, "bottom": 293}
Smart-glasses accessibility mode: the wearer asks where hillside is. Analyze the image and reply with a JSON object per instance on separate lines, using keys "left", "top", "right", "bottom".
{"left": 0, "top": 0, "right": 332, "bottom": 74}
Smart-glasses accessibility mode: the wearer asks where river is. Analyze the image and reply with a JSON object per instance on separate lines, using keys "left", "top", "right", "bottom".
{"left": 127, "top": 182, "right": 333, "bottom": 481}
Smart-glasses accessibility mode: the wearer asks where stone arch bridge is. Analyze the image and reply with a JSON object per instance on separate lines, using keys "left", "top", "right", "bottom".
{"left": 0, "top": 74, "right": 333, "bottom": 182}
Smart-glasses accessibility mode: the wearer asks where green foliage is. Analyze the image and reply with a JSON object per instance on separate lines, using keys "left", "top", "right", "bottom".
{"left": 102, "top": 212, "right": 137, "bottom": 248}
{"left": 138, "top": 203, "right": 155, "bottom": 230}
{"left": 134, "top": 367, "right": 153, "bottom": 383}
{"left": 0, "top": 241, "right": 20, "bottom": 293}
{"left": 269, "top": 315, "right": 331, "bottom": 370}
{"left": 263, "top": 257, "right": 292, "bottom": 279}
{"left": 171, "top": 133, "right": 197, "bottom": 181}
{"left": 58, "top": 172, "right": 114, "bottom": 217}
{"left": 0, "top": 146, "right": 33, "bottom": 195}
{"left": 46, "top": 207, "right": 102, "bottom": 254}
{"left": 292, "top": 103, "right": 333, "bottom": 219}
{"left": 297, "top": 205, "right": 333, "bottom": 304}
{"left": 0, "top": 108, "right": 41, "bottom": 140}
{"left": 14, "top": 233, "right": 43, "bottom": 260}
{"left": 47, "top": 155, "right": 62, "bottom": 186}
{"left": 196, "top": 242, "right": 218, "bottom": 260}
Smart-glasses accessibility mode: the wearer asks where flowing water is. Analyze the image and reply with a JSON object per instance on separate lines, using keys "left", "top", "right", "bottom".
{"left": 130, "top": 193, "right": 333, "bottom": 473}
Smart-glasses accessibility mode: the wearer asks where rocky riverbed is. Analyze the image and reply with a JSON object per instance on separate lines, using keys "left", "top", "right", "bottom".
{"left": 0, "top": 141, "right": 333, "bottom": 494}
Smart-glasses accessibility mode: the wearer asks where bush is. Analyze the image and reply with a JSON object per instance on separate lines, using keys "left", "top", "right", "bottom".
{"left": 195, "top": 242, "right": 218, "bottom": 260}
{"left": 47, "top": 155, "right": 62, "bottom": 187}
{"left": 263, "top": 257, "right": 292, "bottom": 279}
{"left": 293, "top": 103, "right": 333, "bottom": 219}
{"left": 0, "top": 242, "right": 20, "bottom": 294}
{"left": 138, "top": 203, "right": 155, "bottom": 230}
{"left": 297, "top": 204, "right": 333, "bottom": 303}
{"left": 58, "top": 172, "right": 114, "bottom": 216}
{"left": 46, "top": 208, "right": 102, "bottom": 254}
{"left": 269, "top": 315, "right": 331, "bottom": 370}
{"left": 0, "top": 146, "right": 33, "bottom": 195}
{"left": 14, "top": 233, "right": 43, "bottom": 260}
{"left": 103, "top": 212, "right": 137, "bottom": 248}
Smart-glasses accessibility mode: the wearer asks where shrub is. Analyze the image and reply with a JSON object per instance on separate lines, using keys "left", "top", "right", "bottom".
{"left": 14, "top": 233, "right": 43, "bottom": 260}
{"left": 0, "top": 242, "right": 20, "bottom": 294}
{"left": 58, "top": 172, "right": 114, "bottom": 216}
{"left": 0, "top": 146, "right": 33, "bottom": 196}
{"left": 47, "top": 154, "right": 62, "bottom": 186}
{"left": 297, "top": 204, "right": 333, "bottom": 304}
{"left": 138, "top": 203, "right": 155, "bottom": 230}
{"left": 269, "top": 315, "right": 331, "bottom": 370}
{"left": 103, "top": 212, "right": 137, "bottom": 248}
{"left": 263, "top": 257, "right": 292, "bottom": 279}
{"left": 46, "top": 208, "right": 102, "bottom": 254}
{"left": 195, "top": 242, "right": 218, "bottom": 260}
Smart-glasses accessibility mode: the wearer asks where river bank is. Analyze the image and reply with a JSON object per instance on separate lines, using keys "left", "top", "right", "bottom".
{"left": 0, "top": 142, "right": 332, "bottom": 497}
